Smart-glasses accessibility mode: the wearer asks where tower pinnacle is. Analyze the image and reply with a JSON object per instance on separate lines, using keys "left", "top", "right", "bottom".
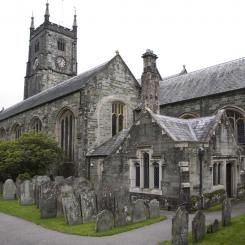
{"left": 30, "top": 14, "right": 34, "bottom": 30}
{"left": 44, "top": 1, "right": 50, "bottom": 22}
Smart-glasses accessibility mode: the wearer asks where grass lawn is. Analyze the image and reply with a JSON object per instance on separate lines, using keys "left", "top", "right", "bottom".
{"left": 206, "top": 203, "right": 222, "bottom": 212}
{"left": 0, "top": 197, "right": 166, "bottom": 237}
{"left": 159, "top": 214, "right": 245, "bottom": 245}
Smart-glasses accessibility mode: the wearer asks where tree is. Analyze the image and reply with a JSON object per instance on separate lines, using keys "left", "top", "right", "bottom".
{"left": 0, "top": 131, "right": 63, "bottom": 180}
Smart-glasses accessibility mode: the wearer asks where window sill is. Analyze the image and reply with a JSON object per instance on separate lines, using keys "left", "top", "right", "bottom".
{"left": 212, "top": 185, "right": 225, "bottom": 192}
{"left": 130, "top": 187, "right": 162, "bottom": 195}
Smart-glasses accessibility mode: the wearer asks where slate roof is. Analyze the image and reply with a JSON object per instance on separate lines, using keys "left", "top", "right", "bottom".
{"left": 159, "top": 57, "right": 245, "bottom": 105}
{"left": 0, "top": 60, "right": 110, "bottom": 122}
{"left": 87, "top": 129, "right": 130, "bottom": 157}
{"left": 148, "top": 108, "right": 223, "bottom": 142}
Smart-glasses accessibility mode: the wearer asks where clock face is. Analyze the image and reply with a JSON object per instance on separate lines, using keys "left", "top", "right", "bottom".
{"left": 33, "top": 58, "right": 39, "bottom": 70}
{"left": 56, "top": 56, "right": 66, "bottom": 69}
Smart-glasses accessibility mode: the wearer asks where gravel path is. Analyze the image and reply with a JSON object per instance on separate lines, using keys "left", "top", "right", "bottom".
{"left": 0, "top": 201, "right": 244, "bottom": 245}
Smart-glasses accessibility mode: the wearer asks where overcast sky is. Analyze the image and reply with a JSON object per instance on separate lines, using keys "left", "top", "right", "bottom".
{"left": 1, "top": 0, "right": 245, "bottom": 108}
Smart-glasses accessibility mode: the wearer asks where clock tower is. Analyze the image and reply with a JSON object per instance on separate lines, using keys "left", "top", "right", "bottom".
{"left": 24, "top": 2, "right": 78, "bottom": 99}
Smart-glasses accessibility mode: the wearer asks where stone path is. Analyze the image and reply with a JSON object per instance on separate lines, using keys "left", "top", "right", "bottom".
{"left": 0, "top": 201, "right": 244, "bottom": 245}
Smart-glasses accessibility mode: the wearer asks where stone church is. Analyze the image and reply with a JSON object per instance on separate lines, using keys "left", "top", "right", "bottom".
{"left": 0, "top": 3, "right": 244, "bottom": 206}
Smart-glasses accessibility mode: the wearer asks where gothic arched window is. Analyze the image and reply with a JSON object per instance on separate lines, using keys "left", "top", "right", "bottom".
{"left": 213, "top": 163, "right": 217, "bottom": 185}
{"left": 112, "top": 102, "right": 124, "bottom": 136}
{"left": 30, "top": 117, "right": 42, "bottom": 132}
{"left": 153, "top": 162, "right": 160, "bottom": 189}
{"left": 226, "top": 109, "right": 245, "bottom": 144}
{"left": 135, "top": 162, "right": 140, "bottom": 187}
{"left": 58, "top": 109, "right": 74, "bottom": 161}
{"left": 0, "top": 128, "right": 6, "bottom": 140}
{"left": 35, "top": 41, "right": 39, "bottom": 53}
{"left": 57, "top": 39, "right": 65, "bottom": 51}
{"left": 218, "top": 163, "right": 221, "bottom": 185}
{"left": 143, "top": 153, "right": 149, "bottom": 188}
{"left": 12, "top": 124, "right": 22, "bottom": 139}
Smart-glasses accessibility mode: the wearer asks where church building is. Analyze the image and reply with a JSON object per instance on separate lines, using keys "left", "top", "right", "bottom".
{"left": 0, "top": 3, "right": 244, "bottom": 206}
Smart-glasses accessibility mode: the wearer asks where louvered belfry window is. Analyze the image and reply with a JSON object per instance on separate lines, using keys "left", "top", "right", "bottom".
{"left": 143, "top": 153, "right": 149, "bottom": 188}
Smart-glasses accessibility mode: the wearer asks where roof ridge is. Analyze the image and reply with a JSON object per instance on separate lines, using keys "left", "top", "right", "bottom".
{"left": 161, "top": 56, "right": 245, "bottom": 83}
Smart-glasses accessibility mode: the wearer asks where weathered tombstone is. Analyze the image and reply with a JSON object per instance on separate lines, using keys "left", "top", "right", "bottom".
{"left": 96, "top": 210, "right": 114, "bottom": 232}
{"left": 56, "top": 184, "right": 74, "bottom": 217}
{"left": 192, "top": 210, "right": 206, "bottom": 243}
{"left": 39, "top": 182, "right": 57, "bottom": 218}
{"left": 149, "top": 199, "right": 160, "bottom": 218}
{"left": 0, "top": 181, "right": 3, "bottom": 194}
{"left": 114, "top": 209, "right": 127, "bottom": 227}
{"left": 172, "top": 206, "right": 189, "bottom": 245}
{"left": 3, "top": 179, "right": 16, "bottom": 200}
{"left": 15, "top": 178, "right": 22, "bottom": 200}
{"left": 207, "top": 219, "right": 219, "bottom": 233}
{"left": 222, "top": 198, "right": 231, "bottom": 226}
{"left": 19, "top": 180, "right": 34, "bottom": 205}
{"left": 132, "top": 199, "right": 147, "bottom": 223}
{"left": 33, "top": 176, "right": 50, "bottom": 207}
{"left": 54, "top": 176, "right": 64, "bottom": 184}
{"left": 73, "top": 177, "right": 91, "bottom": 202}
{"left": 62, "top": 196, "right": 82, "bottom": 225}
{"left": 80, "top": 190, "right": 97, "bottom": 223}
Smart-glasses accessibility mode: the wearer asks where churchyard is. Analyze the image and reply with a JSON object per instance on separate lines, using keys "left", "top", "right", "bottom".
{"left": 0, "top": 176, "right": 165, "bottom": 236}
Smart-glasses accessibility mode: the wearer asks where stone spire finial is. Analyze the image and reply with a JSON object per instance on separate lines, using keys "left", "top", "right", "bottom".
{"left": 44, "top": 1, "right": 50, "bottom": 22}
{"left": 30, "top": 13, "right": 35, "bottom": 30}
{"left": 115, "top": 50, "right": 119, "bottom": 56}
{"left": 73, "top": 7, "right": 78, "bottom": 33}
{"left": 179, "top": 64, "right": 187, "bottom": 75}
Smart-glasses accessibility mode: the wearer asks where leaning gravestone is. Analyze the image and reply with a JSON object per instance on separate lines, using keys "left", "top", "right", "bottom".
{"left": 172, "top": 206, "right": 189, "bottom": 245}
{"left": 96, "top": 210, "right": 114, "bottom": 232}
{"left": 222, "top": 198, "right": 231, "bottom": 226}
{"left": 62, "top": 196, "right": 82, "bottom": 225}
{"left": 132, "top": 199, "right": 147, "bottom": 223}
{"left": 192, "top": 210, "right": 206, "bottom": 242}
{"left": 56, "top": 184, "right": 74, "bottom": 217}
{"left": 80, "top": 190, "right": 97, "bottom": 223}
{"left": 15, "top": 178, "right": 22, "bottom": 200}
{"left": 149, "top": 199, "right": 160, "bottom": 218}
{"left": 19, "top": 180, "right": 34, "bottom": 205}
{"left": 3, "top": 179, "right": 16, "bottom": 200}
{"left": 33, "top": 176, "right": 50, "bottom": 207}
{"left": 39, "top": 182, "right": 57, "bottom": 218}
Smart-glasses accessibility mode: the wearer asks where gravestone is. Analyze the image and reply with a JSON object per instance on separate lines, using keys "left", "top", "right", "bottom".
{"left": 132, "top": 199, "right": 147, "bottom": 223}
{"left": 115, "top": 209, "right": 127, "bottom": 227}
{"left": 149, "top": 199, "right": 160, "bottom": 218}
{"left": 20, "top": 180, "right": 34, "bottom": 205}
{"left": 0, "top": 182, "right": 3, "bottom": 194}
{"left": 39, "top": 182, "right": 57, "bottom": 218}
{"left": 3, "top": 179, "right": 16, "bottom": 200}
{"left": 56, "top": 184, "right": 74, "bottom": 217}
{"left": 192, "top": 210, "right": 206, "bottom": 242}
{"left": 54, "top": 176, "right": 64, "bottom": 184}
{"left": 33, "top": 176, "right": 50, "bottom": 207}
{"left": 222, "top": 198, "right": 231, "bottom": 226}
{"left": 172, "top": 206, "right": 189, "bottom": 245}
{"left": 207, "top": 219, "right": 219, "bottom": 233}
{"left": 96, "top": 210, "right": 114, "bottom": 232}
{"left": 80, "top": 190, "right": 97, "bottom": 223}
{"left": 62, "top": 196, "right": 82, "bottom": 225}
{"left": 15, "top": 178, "right": 22, "bottom": 200}
{"left": 73, "top": 177, "right": 91, "bottom": 202}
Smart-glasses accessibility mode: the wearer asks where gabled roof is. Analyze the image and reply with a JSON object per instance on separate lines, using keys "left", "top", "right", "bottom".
{"left": 159, "top": 57, "right": 245, "bottom": 105}
{"left": 147, "top": 108, "right": 224, "bottom": 142}
{"left": 0, "top": 54, "right": 140, "bottom": 122}
{"left": 0, "top": 61, "right": 109, "bottom": 121}
{"left": 87, "top": 129, "right": 130, "bottom": 157}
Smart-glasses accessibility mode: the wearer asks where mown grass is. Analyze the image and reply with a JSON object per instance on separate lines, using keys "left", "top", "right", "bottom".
{"left": 159, "top": 214, "right": 245, "bottom": 245}
{"left": 0, "top": 197, "right": 166, "bottom": 237}
{"left": 206, "top": 203, "right": 222, "bottom": 212}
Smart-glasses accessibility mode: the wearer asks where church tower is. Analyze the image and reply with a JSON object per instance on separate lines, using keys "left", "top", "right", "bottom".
{"left": 141, "top": 50, "right": 161, "bottom": 113}
{"left": 24, "top": 2, "right": 78, "bottom": 99}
